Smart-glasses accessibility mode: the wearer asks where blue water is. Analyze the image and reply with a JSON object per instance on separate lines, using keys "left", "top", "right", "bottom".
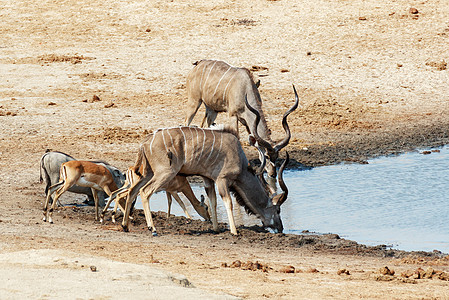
{"left": 136, "top": 146, "right": 449, "bottom": 253}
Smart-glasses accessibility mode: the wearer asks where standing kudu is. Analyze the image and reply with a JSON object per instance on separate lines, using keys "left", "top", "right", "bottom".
{"left": 120, "top": 123, "right": 290, "bottom": 235}
{"left": 184, "top": 60, "right": 298, "bottom": 178}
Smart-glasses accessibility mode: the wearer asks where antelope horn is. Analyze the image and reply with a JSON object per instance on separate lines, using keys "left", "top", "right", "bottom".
{"left": 245, "top": 95, "right": 274, "bottom": 152}
{"left": 255, "top": 143, "right": 267, "bottom": 176}
{"left": 273, "top": 85, "right": 299, "bottom": 153}
{"left": 248, "top": 134, "right": 266, "bottom": 176}
{"left": 273, "top": 152, "right": 289, "bottom": 206}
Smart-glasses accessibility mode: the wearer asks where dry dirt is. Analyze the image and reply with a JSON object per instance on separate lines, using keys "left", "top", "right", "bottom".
{"left": 1, "top": 0, "right": 449, "bottom": 299}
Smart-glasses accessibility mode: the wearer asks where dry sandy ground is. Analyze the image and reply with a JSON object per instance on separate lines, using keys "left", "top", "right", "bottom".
{"left": 1, "top": 0, "right": 449, "bottom": 299}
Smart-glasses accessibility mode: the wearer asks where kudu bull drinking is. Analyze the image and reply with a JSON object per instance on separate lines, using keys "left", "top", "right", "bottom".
{"left": 121, "top": 92, "right": 296, "bottom": 235}
{"left": 184, "top": 60, "right": 298, "bottom": 178}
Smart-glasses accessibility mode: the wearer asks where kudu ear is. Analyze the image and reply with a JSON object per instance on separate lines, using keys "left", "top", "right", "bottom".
{"left": 248, "top": 135, "right": 256, "bottom": 146}
{"left": 113, "top": 169, "right": 122, "bottom": 178}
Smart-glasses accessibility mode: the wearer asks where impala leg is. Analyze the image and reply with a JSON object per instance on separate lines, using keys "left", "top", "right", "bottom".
{"left": 91, "top": 188, "right": 100, "bottom": 221}
{"left": 203, "top": 178, "right": 218, "bottom": 232}
{"left": 100, "top": 185, "right": 127, "bottom": 223}
{"left": 171, "top": 192, "right": 192, "bottom": 219}
{"left": 43, "top": 182, "right": 63, "bottom": 222}
{"left": 216, "top": 179, "right": 237, "bottom": 235}
{"left": 48, "top": 182, "right": 71, "bottom": 224}
{"left": 111, "top": 191, "right": 125, "bottom": 223}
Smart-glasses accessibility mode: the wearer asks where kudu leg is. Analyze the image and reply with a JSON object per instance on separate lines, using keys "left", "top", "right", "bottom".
{"left": 184, "top": 98, "right": 202, "bottom": 126}
{"left": 122, "top": 176, "right": 151, "bottom": 232}
{"left": 216, "top": 179, "right": 238, "bottom": 235}
{"left": 203, "top": 178, "right": 218, "bottom": 232}
{"left": 139, "top": 173, "right": 177, "bottom": 236}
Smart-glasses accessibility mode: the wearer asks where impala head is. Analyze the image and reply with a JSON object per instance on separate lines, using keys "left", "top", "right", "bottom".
{"left": 261, "top": 152, "right": 289, "bottom": 233}
{"left": 246, "top": 85, "right": 299, "bottom": 178}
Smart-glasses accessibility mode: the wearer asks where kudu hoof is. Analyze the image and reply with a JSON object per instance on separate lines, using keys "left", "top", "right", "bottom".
{"left": 151, "top": 231, "right": 158, "bottom": 237}
{"left": 121, "top": 225, "right": 129, "bottom": 232}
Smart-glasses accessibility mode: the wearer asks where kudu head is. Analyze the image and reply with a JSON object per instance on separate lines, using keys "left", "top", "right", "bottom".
{"left": 248, "top": 125, "right": 289, "bottom": 233}
{"left": 259, "top": 151, "right": 289, "bottom": 233}
{"left": 245, "top": 85, "right": 299, "bottom": 179}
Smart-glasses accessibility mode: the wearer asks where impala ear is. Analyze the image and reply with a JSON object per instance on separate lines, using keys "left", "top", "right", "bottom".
{"left": 255, "top": 80, "right": 260, "bottom": 88}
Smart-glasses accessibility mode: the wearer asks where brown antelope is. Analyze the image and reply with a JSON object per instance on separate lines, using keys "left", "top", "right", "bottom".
{"left": 184, "top": 60, "right": 298, "bottom": 178}
{"left": 100, "top": 166, "right": 210, "bottom": 224}
{"left": 43, "top": 160, "right": 120, "bottom": 224}
{"left": 121, "top": 104, "right": 292, "bottom": 234}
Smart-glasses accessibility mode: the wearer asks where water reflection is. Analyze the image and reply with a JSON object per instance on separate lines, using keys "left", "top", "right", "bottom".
{"left": 136, "top": 146, "right": 449, "bottom": 253}
{"left": 283, "top": 146, "right": 449, "bottom": 253}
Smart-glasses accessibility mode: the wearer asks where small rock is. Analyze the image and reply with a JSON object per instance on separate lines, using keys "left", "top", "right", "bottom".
{"left": 337, "top": 269, "right": 350, "bottom": 275}
{"left": 48, "top": 102, "right": 57, "bottom": 106}
{"left": 409, "top": 7, "right": 419, "bottom": 14}
{"left": 104, "top": 102, "right": 114, "bottom": 108}
{"left": 379, "top": 266, "right": 395, "bottom": 276}
{"left": 306, "top": 268, "right": 319, "bottom": 273}
{"left": 359, "top": 16, "right": 367, "bottom": 21}
{"left": 279, "top": 265, "right": 296, "bottom": 273}
{"left": 90, "top": 265, "right": 97, "bottom": 272}
{"left": 421, "top": 151, "right": 432, "bottom": 155}
{"left": 92, "top": 95, "right": 101, "bottom": 102}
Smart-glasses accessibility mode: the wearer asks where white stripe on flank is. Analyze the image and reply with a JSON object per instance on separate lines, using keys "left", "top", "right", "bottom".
{"left": 198, "top": 128, "right": 206, "bottom": 163}
{"left": 222, "top": 70, "right": 236, "bottom": 102}
{"left": 202, "top": 61, "right": 217, "bottom": 95}
{"left": 199, "top": 62, "right": 208, "bottom": 94}
{"left": 179, "top": 127, "right": 188, "bottom": 161}
{"left": 188, "top": 127, "right": 195, "bottom": 162}
{"left": 194, "top": 127, "right": 200, "bottom": 164}
{"left": 161, "top": 129, "right": 168, "bottom": 153}
{"left": 149, "top": 133, "right": 157, "bottom": 155}
{"left": 166, "top": 129, "right": 178, "bottom": 157}
{"left": 210, "top": 131, "right": 223, "bottom": 165}
{"left": 205, "top": 130, "right": 216, "bottom": 162}
{"left": 212, "top": 66, "right": 232, "bottom": 99}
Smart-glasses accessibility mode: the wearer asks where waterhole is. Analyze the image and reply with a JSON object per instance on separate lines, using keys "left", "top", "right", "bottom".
{"left": 136, "top": 146, "right": 449, "bottom": 253}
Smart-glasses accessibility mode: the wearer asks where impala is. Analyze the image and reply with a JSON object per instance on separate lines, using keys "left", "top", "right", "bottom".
{"left": 43, "top": 160, "right": 120, "bottom": 223}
